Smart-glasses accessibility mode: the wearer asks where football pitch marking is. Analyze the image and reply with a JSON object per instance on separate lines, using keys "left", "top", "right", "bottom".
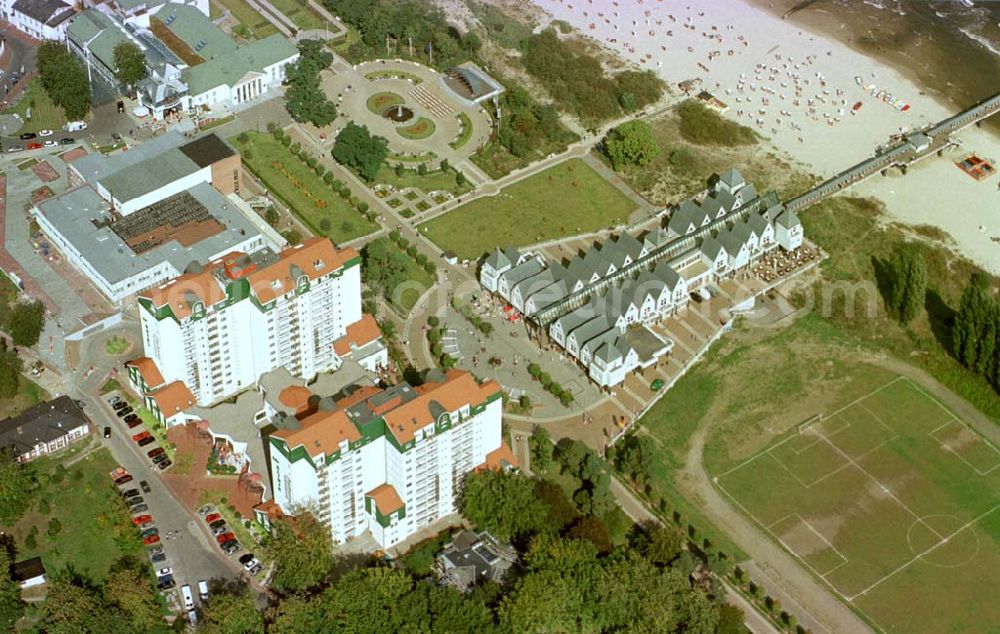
{"left": 713, "top": 375, "right": 1000, "bottom": 631}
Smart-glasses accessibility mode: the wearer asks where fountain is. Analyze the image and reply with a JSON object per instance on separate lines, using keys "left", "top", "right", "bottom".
{"left": 382, "top": 104, "right": 415, "bottom": 124}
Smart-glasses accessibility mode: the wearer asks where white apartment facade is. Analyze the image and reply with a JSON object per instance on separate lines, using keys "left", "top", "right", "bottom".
{"left": 268, "top": 370, "right": 508, "bottom": 548}
{"left": 137, "top": 237, "right": 363, "bottom": 407}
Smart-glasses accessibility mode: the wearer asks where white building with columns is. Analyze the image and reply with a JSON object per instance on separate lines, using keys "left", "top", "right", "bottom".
{"left": 266, "top": 369, "right": 514, "bottom": 548}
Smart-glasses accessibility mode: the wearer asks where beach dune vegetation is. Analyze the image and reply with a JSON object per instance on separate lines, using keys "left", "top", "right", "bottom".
{"left": 676, "top": 100, "right": 757, "bottom": 146}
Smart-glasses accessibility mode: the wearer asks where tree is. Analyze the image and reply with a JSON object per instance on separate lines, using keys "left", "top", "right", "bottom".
{"left": 529, "top": 424, "right": 553, "bottom": 472}
{"left": 639, "top": 524, "right": 685, "bottom": 566}
{"left": 0, "top": 340, "right": 22, "bottom": 399}
{"left": 455, "top": 171, "right": 466, "bottom": 186}
{"left": 7, "top": 300, "right": 46, "bottom": 347}
{"left": 113, "top": 42, "right": 147, "bottom": 92}
{"left": 394, "top": 162, "right": 405, "bottom": 177}
{"left": 567, "top": 515, "right": 613, "bottom": 554}
{"left": 418, "top": 162, "right": 427, "bottom": 176}
{"left": 200, "top": 585, "right": 263, "bottom": 634}
{"left": 0, "top": 447, "right": 31, "bottom": 525}
{"left": 36, "top": 42, "right": 91, "bottom": 120}
{"left": 332, "top": 123, "right": 389, "bottom": 182}
{"left": 604, "top": 120, "right": 660, "bottom": 169}
{"left": 0, "top": 548, "right": 23, "bottom": 632}
{"left": 951, "top": 272, "right": 998, "bottom": 387}
{"left": 35, "top": 572, "right": 131, "bottom": 634}
{"left": 284, "top": 40, "right": 337, "bottom": 127}
{"left": 47, "top": 517, "right": 62, "bottom": 536}
{"left": 439, "top": 158, "right": 449, "bottom": 172}
{"left": 533, "top": 479, "right": 577, "bottom": 532}
{"left": 460, "top": 470, "right": 550, "bottom": 541}
{"left": 266, "top": 512, "right": 335, "bottom": 593}
{"left": 887, "top": 242, "right": 926, "bottom": 326}
{"left": 265, "top": 206, "right": 280, "bottom": 227}
{"left": 104, "top": 560, "right": 161, "bottom": 632}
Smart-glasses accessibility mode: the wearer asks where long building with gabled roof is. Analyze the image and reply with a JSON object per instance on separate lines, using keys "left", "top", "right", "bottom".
{"left": 266, "top": 369, "right": 513, "bottom": 548}
{"left": 480, "top": 168, "right": 805, "bottom": 387}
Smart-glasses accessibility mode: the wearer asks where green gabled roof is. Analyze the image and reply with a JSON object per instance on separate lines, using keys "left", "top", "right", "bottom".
{"left": 182, "top": 34, "right": 297, "bottom": 96}
{"left": 68, "top": 8, "right": 110, "bottom": 44}
{"left": 154, "top": 4, "right": 237, "bottom": 61}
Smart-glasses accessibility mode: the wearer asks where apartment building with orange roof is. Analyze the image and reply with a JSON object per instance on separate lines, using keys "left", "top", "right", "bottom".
{"left": 134, "top": 236, "right": 365, "bottom": 408}
{"left": 266, "top": 369, "right": 510, "bottom": 548}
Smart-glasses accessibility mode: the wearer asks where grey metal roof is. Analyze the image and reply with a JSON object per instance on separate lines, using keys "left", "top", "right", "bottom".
{"left": 719, "top": 167, "right": 745, "bottom": 190}
{"left": 71, "top": 130, "right": 188, "bottom": 184}
{"left": 614, "top": 232, "right": 646, "bottom": 261}
{"left": 652, "top": 262, "right": 682, "bottom": 291}
{"left": 101, "top": 148, "right": 200, "bottom": 203}
{"left": 35, "top": 182, "right": 262, "bottom": 286}
{"left": 569, "top": 314, "right": 613, "bottom": 349}
{"left": 153, "top": 3, "right": 237, "bottom": 60}
{"left": 552, "top": 299, "right": 600, "bottom": 336}
{"left": 499, "top": 259, "right": 544, "bottom": 288}
{"left": 700, "top": 237, "right": 723, "bottom": 260}
{"left": 776, "top": 209, "right": 801, "bottom": 229}
{"left": 182, "top": 33, "right": 297, "bottom": 96}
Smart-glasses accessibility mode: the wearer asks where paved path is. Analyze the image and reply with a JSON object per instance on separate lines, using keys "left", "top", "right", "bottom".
{"left": 608, "top": 476, "right": 780, "bottom": 634}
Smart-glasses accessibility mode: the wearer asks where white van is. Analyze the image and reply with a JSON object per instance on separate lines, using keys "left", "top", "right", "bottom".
{"left": 197, "top": 580, "right": 209, "bottom": 601}
{"left": 180, "top": 584, "right": 194, "bottom": 611}
{"left": 64, "top": 121, "right": 87, "bottom": 132}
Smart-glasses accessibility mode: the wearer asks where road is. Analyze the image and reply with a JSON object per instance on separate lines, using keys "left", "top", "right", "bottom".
{"left": 67, "top": 321, "right": 237, "bottom": 597}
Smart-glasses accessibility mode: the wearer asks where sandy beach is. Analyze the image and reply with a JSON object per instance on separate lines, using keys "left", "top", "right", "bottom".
{"left": 532, "top": 0, "right": 1000, "bottom": 273}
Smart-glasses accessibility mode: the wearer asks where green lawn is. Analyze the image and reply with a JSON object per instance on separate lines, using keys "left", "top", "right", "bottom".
{"left": 366, "top": 91, "right": 404, "bottom": 115}
{"left": 232, "top": 132, "right": 378, "bottom": 243}
{"left": 9, "top": 444, "right": 141, "bottom": 582}
{"left": 396, "top": 117, "right": 435, "bottom": 140}
{"left": 375, "top": 165, "right": 473, "bottom": 197}
{"left": 267, "top": 0, "right": 328, "bottom": 31}
{"left": 3, "top": 79, "right": 66, "bottom": 134}
{"left": 377, "top": 241, "right": 434, "bottom": 314}
{"left": 449, "top": 112, "right": 473, "bottom": 150}
{"left": 420, "top": 158, "right": 636, "bottom": 260}
{"left": 215, "top": 0, "right": 278, "bottom": 39}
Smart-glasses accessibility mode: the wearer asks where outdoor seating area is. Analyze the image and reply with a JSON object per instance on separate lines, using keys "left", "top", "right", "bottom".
{"left": 748, "top": 245, "right": 821, "bottom": 284}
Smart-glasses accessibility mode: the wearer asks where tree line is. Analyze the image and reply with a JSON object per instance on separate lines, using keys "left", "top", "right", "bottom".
{"left": 952, "top": 271, "right": 1000, "bottom": 390}
{"left": 36, "top": 43, "right": 90, "bottom": 121}
{"left": 283, "top": 40, "right": 337, "bottom": 128}
{"left": 323, "top": 0, "right": 480, "bottom": 69}
{"left": 520, "top": 29, "right": 665, "bottom": 124}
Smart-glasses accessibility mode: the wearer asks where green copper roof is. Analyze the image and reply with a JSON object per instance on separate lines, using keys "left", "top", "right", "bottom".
{"left": 154, "top": 4, "right": 237, "bottom": 61}
{"left": 182, "top": 34, "right": 297, "bottom": 96}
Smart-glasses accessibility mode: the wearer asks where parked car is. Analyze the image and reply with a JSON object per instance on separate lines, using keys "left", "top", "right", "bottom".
{"left": 157, "top": 459, "right": 172, "bottom": 469}
{"left": 138, "top": 522, "right": 156, "bottom": 532}
{"left": 140, "top": 480, "right": 151, "bottom": 493}
{"left": 43, "top": 140, "right": 57, "bottom": 148}
{"left": 141, "top": 528, "right": 159, "bottom": 539}
{"left": 127, "top": 498, "right": 145, "bottom": 508}
{"left": 25, "top": 142, "right": 41, "bottom": 150}
{"left": 248, "top": 564, "right": 262, "bottom": 575}
{"left": 109, "top": 395, "right": 123, "bottom": 405}
{"left": 38, "top": 129, "right": 53, "bottom": 137}
{"left": 151, "top": 452, "right": 168, "bottom": 464}
{"left": 143, "top": 534, "right": 160, "bottom": 545}
{"left": 220, "top": 540, "right": 240, "bottom": 555}
{"left": 147, "top": 546, "right": 164, "bottom": 556}
{"left": 122, "top": 488, "right": 139, "bottom": 499}
{"left": 238, "top": 553, "right": 255, "bottom": 565}
{"left": 114, "top": 475, "right": 133, "bottom": 486}
{"left": 216, "top": 532, "right": 235, "bottom": 545}
{"left": 19, "top": 132, "right": 36, "bottom": 140}
{"left": 132, "top": 514, "right": 152, "bottom": 526}
{"left": 156, "top": 576, "right": 175, "bottom": 591}
{"left": 209, "top": 519, "right": 226, "bottom": 531}
{"left": 117, "top": 100, "right": 125, "bottom": 113}
{"left": 139, "top": 437, "right": 156, "bottom": 448}
{"left": 158, "top": 567, "right": 173, "bottom": 577}
{"left": 150, "top": 552, "right": 167, "bottom": 564}
{"left": 197, "top": 580, "right": 209, "bottom": 601}
{"left": 5, "top": 146, "right": 22, "bottom": 153}
{"left": 197, "top": 505, "right": 214, "bottom": 516}
{"left": 60, "top": 137, "right": 74, "bottom": 145}
{"left": 148, "top": 447, "right": 165, "bottom": 458}
{"left": 113, "top": 400, "right": 128, "bottom": 410}
{"left": 103, "top": 426, "right": 112, "bottom": 438}
{"left": 212, "top": 525, "right": 229, "bottom": 537}
{"left": 117, "top": 407, "right": 133, "bottom": 418}
{"left": 205, "top": 513, "right": 221, "bottom": 524}
{"left": 242, "top": 558, "right": 259, "bottom": 572}
{"left": 125, "top": 417, "right": 141, "bottom": 428}
{"left": 132, "top": 431, "right": 151, "bottom": 442}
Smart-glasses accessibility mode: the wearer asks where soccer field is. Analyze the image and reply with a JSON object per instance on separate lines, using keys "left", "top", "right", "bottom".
{"left": 716, "top": 377, "right": 1000, "bottom": 633}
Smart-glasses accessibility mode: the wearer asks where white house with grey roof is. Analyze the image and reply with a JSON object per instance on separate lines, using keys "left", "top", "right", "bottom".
{"left": 4, "top": 0, "right": 75, "bottom": 40}
{"left": 480, "top": 247, "right": 533, "bottom": 293}
{"left": 480, "top": 168, "right": 806, "bottom": 388}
